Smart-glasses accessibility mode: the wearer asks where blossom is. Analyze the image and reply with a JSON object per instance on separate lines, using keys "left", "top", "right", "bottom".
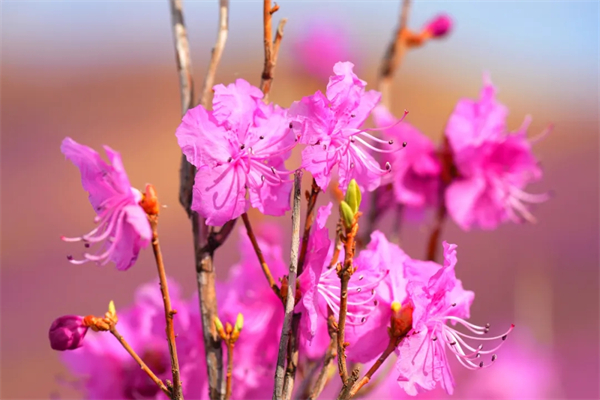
{"left": 175, "top": 79, "right": 295, "bottom": 226}
{"left": 60, "top": 138, "right": 152, "bottom": 271}
{"left": 423, "top": 14, "right": 453, "bottom": 38}
{"left": 49, "top": 315, "right": 89, "bottom": 351}
{"left": 291, "top": 18, "right": 356, "bottom": 80}
{"left": 296, "top": 204, "right": 390, "bottom": 355}
{"left": 444, "top": 75, "right": 550, "bottom": 230}
{"left": 373, "top": 105, "right": 441, "bottom": 213}
{"left": 395, "top": 242, "right": 514, "bottom": 395}
{"left": 289, "top": 62, "right": 407, "bottom": 193}
{"left": 61, "top": 280, "right": 207, "bottom": 400}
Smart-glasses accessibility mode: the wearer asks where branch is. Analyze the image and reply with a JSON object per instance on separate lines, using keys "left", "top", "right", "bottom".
{"left": 110, "top": 327, "right": 172, "bottom": 398}
{"left": 425, "top": 202, "right": 447, "bottom": 262}
{"left": 273, "top": 171, "right": 303, "bottom": 400}
{"left": 149, "top": 216, "right": 183, "bottom": 400}
{"left": 169, "top": 0, "right": 195, "bottom": 116}
{"left": 377, "top": 0, "right": 412, "bottom": 108}
{"left": 260, "top": 0, "right": 287, "bottom": 101}
{"left": 307, "top": 313, "right": 338, "bottom": 400}
{"left": 225, "top": 343, "right": 234, "bottom": 400}
{"left": 241, "top": 213, "right": 282, "bottom": 299}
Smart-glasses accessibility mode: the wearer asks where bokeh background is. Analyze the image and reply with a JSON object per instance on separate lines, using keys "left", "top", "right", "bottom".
{"left": 1, "top": 1, "right": 598, "bottom": 399}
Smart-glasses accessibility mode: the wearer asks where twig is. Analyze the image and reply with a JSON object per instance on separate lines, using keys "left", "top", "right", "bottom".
{"left": 336, "top": 217, "right": 359, "bottom": 385}
{"left": 260, "top": 0, "right": 287, "bottom": 101}
{"left": 377, "top": 0, "right": 412, "bottom": 108}
{"left": 110, "top": 327, "right": 172, "bottom": 398}
{"left": 149, "top": 216, "right": 183, "bottom": 400}
{"left": 241, "top": 213, "right": 281, "bottom": 299}
{"left": 425, "top": 202, "right": 447, "bottom": 262}
{"left": 273, "top": 171, "right": 303, "bottom": 400}
{"left": 282, "top": 179, "right": 321, "bottom": 399}
{"left": 307, "top": 313, "right": 338, "bottom": 400}
{"left": 225, "top": 343, "right": 234, "bottom": 400}
{"left": 170, "top": 1, "right": 232, "bottom": 399}
{"left": 199, "top": 0, "right": 230, "bottom": 108}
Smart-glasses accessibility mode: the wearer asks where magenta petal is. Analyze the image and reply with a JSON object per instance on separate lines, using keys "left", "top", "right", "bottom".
{"left": 338, "top": 146, "right": 382, "bottom": 192}
{"left": 301, "top": 144, "right": 337, "bottom": 191}
{"left": 212, "top": 79, "right": 263, "bottom": 133}
{"left": 445, "top": 176, "right": 487, "bottom": 231}
{"left": 102, "top": 146, "right": 133, "bottom": 194}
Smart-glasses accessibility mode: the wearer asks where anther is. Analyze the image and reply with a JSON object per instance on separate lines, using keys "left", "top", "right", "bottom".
{"left": 356, "top": 288, "right": 362, "bottom": 293}
{"left": 485, "top": 323, "right": 490, "bottom": 328}
{"left": 492, "top": 354, "right": 497, "bottom": 362}
{"left": 449, "top": 341, "right": 456, "bottom": 346}
{"left": 270, "top": 166, "right": 276, "bottom": 175}
{"left": 371, "top": 289, "right": 375, "bottom": 295}
{"left": 385, "top": 162, "right": 392, "bottom": 171}
{"left": 259, "top": 135, "right": 265, "bottom": 140}
{"left": 402, "top": 142, "right": 407, "bottom": 147}
{"left": 388, "top": 140, "right": 394, "bottom": 145}
{"left": 479, "top": 362, "right": 484, "bottom": 368}
{"left": 261, "top": 175, "right": 265, "bottom": 182}
{"left": 502, "top": 335, "right": 508, "bottom": 341}
{"left": 84, "top": 243, "right": 91, "bottom": 248}
{"left": 67, "top": 255, "right": 73, "bottom": 260}
{"left": 240, "top": 144, "right": 245, "bottom": 150}
{"left": 350, "top": 138, "right": 356, "bottom": 143}
{"left": 350, "top": 114, "right": 356, "bottom": 118}
{"left": 358, "top": 275, "right": 364, "bottom": 280}
{"left": 451, "top": 303, "right": 457, "bottom": 307}
{"left": 374, "top": 300, "right": 379, "bottom": 306}
{"left": 360, "top": 317, "right": 366, "bottom": 323}
{"left": 350, "top": 163, "right": 355, "bottom": 169}
{"left": 227, "top": 157, "right": 233, "bottom": 162}
{"left": 432, "top": 336, "right": 437, "bottom": 341}
{"left": 323, "top": 144, "right": 327, "bottom": 150}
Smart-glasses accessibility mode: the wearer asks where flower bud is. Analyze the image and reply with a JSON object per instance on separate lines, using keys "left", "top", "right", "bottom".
{"left": 340, "top": 201, "right": 355, "bottom": 230}
{"left": 344, "top": 179, "right": 362, "bottom": 214}
{"left": 49, "top": 315, "right": 88, "bottom": 351}
{"left": 234, "top": 313, "right": 244, "bottom": 334}
{"left": 214, "top": 316, "right": 226, "bottom": 339}
{"left": 423, "top": 14, "right": 453, "bottom": 38}
{"left": 390, "top": 302, "right": 414, "bottom": 339}
{"left": 140, "top": 184, "right": 160, "bottom": 215}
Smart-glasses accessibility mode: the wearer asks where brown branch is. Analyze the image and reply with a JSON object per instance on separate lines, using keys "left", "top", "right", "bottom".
{"left": 225, "top": 343, "right": 234, "bottom": 400}
{"left": 199, "top": 0, "right": 230, "bottom": 108}
{"left": 273, "top": 171, "right": 303, "bottom": 400}
{"left": 377, "top": 0, "right": 412, "bottom": 108}
{"left": 308, "top": 313, "right": 338, "bottom": 400}
{"left": 298, "top": 179, "right": 321, "bottom": 270}
{"left": 149, "top": 216, "right": 183, "bottom": 400}
{"left": 337, "top": 216, "right": 360, "bottom": 387}
{"left": 169, "top": 0, "right": 195, "bottom": 116}
{"left": 260, "top": 0, "right": 287, "bottom": 101}
{"left": 110, "top": 327, "right": 172, "bottom": 398}
{"left": 241, "top": 213, "right": 281, "bottom": 299}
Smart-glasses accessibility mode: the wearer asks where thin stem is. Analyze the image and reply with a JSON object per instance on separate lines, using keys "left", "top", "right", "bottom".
{"left": 261, "top": 0, "right": 277, "bottom": 100}
{"left": 272, "top": 19, "right": 288, "bottom": 70}
{"left": 199, "top": 0, "right": 230, "bottom": 108}
{"left": 169, "top": 0, "right": 195, "bottom": 116}
{"left": 225, "top": 343, "right": 234, "bottom": 400}
{"left": 426, "top": 202, "right": 447, "bottom": 262}
{"left": 109, "top": 327, "right": 171, "bottom": 398}
{"left": 298, "top": 179, "right": 321, "bottom": 271}
{"left": 308, "top": 313, "right": 338, "bottom": 400}
{"left": 273, "top": 171, "right": 303, "bottom": 400}
{"left": 377, "top": 0, "right": 412, "bottom": 108}
{"left": 346, "top": 338, "right": 400, "bottom": 399}
{"left": 149, "top": 216, "right": 183, "bottom": 400}
{"left": 241, "top": 213, "right": 281, "bottom": 300}
{"left": 337, "top": 218, "right": 359, "bottom": 386}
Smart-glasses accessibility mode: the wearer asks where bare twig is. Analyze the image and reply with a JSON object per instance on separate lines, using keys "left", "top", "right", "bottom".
{"left": 225, "top": 343, "right": 234, "bottom": 400}
{"left": 260, "top": 0, "right": 287, "bottom": 101}
{"left": 110, "top": 327, "right": 172, "bottom": 397}
{"left": 149, "top": 216, "right": 183, "bottom": 400}
{"left": 425, "top": 202, "right": 447, "bottom": 262}
{"left": 241, "top": 213, "right": 282, "bottom": 300}
{"left": 298, "top": 179, "right": 321, "bottom": 271}
{"left": 307, "top": 313, "right": 338, "bottom": 400}
{"left": 169, "top": 0, "right": 195, "bottom": 116}
{"left": 199, "top": 0, "right": 230, "bottom": 108}
{"left": 273, "top": 171, "right": 303, "bottom": 400}
{"left": 377, "top": 0, "right": 412, "bottom": 108}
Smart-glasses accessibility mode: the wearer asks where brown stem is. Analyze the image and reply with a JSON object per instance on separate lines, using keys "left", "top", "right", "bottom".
{"left": 272, "top": 19, "right": 288, "bottom": 70}
{"left": 377, "top": 0, "right": 412, "bottom": 108}
{"left": 169, "top": 0, "right": 195, "bottom": 117}
{"left": 109, "top": 327, "right": 171, "bottom": 398}
{"left": 337, "top": 219, "right": 359, "bottom": 386}
{"left": 241, "top": 213, "right": 281, "bottom": 299}
{"left": 298, "top": 179, "right": 321, "bottom": 271}
{"left": 260, "top": 0, "right": 276, "bottom": 100}
{"left": 149, "top": 217, "right": 183, "bottom": 400}
{"left": 225, "top": 343, "right": 234, "bottom": 400}
{"left": 273, "top": 171, "right": 303, "bottom": 400}
{"left": 426, "top": 202, "right": 447, "bottom": 262}
{"left": 308, "top": 313, "right": 338, "bottom": 400}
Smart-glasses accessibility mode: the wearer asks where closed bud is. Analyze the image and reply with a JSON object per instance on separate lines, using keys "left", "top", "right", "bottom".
{"left": 234, "top": 313, "right": 244, "bottom": 334}
{"left": 140, "top": 184, "right": 160, "bottom": 215}
{"left": 344, "top": 179, "right": 362, "bottom": 214}
{"left": 340, "top": 201, "right": 355, "bottom": 230}
{"left": 214, "top": 316, "right": 226, "bottom": 339}
{"left": 423, "top": 14, "right": 453, "bottom": 38}
{"left": 49, "top": 315, "right": 89, "bottom": 351}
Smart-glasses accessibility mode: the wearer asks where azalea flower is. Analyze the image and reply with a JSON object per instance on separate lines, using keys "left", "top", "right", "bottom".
{"left": 175, "top": 79, "right": 296, "bottom": 226}
{"left": 60, "top": 138, "right": 152, "bottom": 271}
{"left": 444, "top": 75, "right": 549, "bottom": 230}
{"left": 289, "top": 62, "right": 407, "bottom": 193}
{"left": 396, "top": 242, "right": 514, "bottom": 395}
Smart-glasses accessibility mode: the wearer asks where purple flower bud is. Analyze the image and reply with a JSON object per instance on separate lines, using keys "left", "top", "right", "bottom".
{"left": 424, "top": 14, "right": 453, "bottom": 38}
{"left": 49, "top": 315, "right": 88, "bottom": 351}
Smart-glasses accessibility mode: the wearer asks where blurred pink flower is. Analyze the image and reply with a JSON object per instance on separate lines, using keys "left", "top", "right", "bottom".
{"left": 291, "top": 19, "right": 356, "bottom": 80}
{"left": 396, "top": 242, "right": 513, "bottom": 395}
{"left": 49, "top": 315, "right": 89, "bottom": 351}
{"left": 61, "top": 280, "right": 207, "bottom": 400}
{"left": 289, "top": 62, "right": 406, "bottom": 192}
{"left": 423, "top": 14, "right": 453, "bottom": 38}
{"left": 60, "top": 137, "right": 151, "bottom": 271}
{"left": 445, "top": 75, "right": 549, "bottom": 230}
{"left": 373, "top": 105, "right": 441, "bottom": 214}
{"left": 176, "top": 79, "right": 296, "bottom": 226}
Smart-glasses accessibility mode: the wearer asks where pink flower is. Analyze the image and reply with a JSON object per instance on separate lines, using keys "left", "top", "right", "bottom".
{"left": 289, "top": 62, "right": 407, "bottom": 193}
{"left": 49, "top": 315, "right": 89, "bottom": 351}
{"left": 176, "top": 79, "right": 296, "bottom": 226}
{"left": 296, "top": 205, "right": 390, "bottom": 354}
{"left": 60, "top": 138, "right": 152, "bottom": 271}
{"left": 61, "top": 280, "right": 208, "bottom": 400}
{"left": 445, "top": 75, "right": 549, "bottom": 230}
{"left": 373, "top": 105, "right": 441, "bottom": 213}
{"left": 291, "top": 19, "right": 356, "bottom": 80}
{"left": 423, "top": 14, "right": 453, "bottom": 38}
{"left": 395, "top": 242, "right": 513, "bottom": 395}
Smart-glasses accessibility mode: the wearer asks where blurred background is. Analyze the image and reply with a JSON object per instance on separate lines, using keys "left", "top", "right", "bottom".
{"left": 1, "top": 0, "right": 598, "bottom": 399}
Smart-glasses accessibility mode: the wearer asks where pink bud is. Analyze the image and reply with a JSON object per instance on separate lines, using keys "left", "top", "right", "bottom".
{"left": 49, "top": 315, "right": 88, "bottom": 351}
{"left": 424, "top": 14, "right": 453, "bottom": 38}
